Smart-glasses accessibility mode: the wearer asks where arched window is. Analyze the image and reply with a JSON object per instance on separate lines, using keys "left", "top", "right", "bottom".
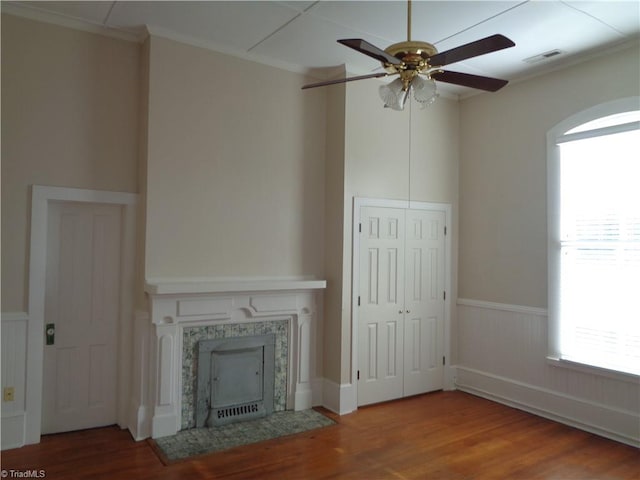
{"left": 547, "top": 97, "right": 640, "bottom": 377}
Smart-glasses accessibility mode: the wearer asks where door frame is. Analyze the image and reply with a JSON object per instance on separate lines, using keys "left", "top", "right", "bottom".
{"left": 26, "top": 185, "right": 137, "bottom": 444}
{"left": 351, "top": 197, "right": 453, "bottom": 407}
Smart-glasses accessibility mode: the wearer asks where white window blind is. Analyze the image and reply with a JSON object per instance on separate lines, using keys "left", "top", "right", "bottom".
{"left": 556, "top": 124, "right": 640, "bottom": 376}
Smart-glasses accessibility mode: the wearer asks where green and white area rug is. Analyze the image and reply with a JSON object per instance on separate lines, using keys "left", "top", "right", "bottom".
{"left": 151, "top": 409, "right": 336, "bottom": 463}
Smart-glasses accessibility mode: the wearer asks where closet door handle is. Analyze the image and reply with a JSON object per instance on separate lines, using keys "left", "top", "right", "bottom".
{"left": 398, "top": 310, "right": 403, "bottom": 314}
{"left": 406, "top": 310, "right": 410, "bottom": 314}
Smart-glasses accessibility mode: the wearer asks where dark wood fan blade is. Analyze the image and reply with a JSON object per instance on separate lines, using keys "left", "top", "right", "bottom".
{"left": 428, "top": 34, "right": 515, "bottom": 67}
{"left": 302, "top": 72, "right": 389, "bottom": 90}
{"left": 431, "top": 70, "right": 508, "bottom": 92}
{"left": 338, "top": 39, "right": 403, "bottom": 65}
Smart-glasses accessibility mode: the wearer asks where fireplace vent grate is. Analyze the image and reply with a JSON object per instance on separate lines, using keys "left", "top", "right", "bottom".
{"left": 217, "top": 402, "right": 260, "bottom": 420}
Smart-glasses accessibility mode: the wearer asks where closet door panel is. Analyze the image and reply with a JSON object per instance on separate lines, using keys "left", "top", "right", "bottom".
{"left": 403, "top": 209, "right": 445, "bottom": 396}
{"left": 358, "top": 207, "right": 405, "bottom": 406}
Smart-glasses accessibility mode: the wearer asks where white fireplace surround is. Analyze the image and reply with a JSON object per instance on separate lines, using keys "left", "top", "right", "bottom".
{"left": 132, "top": 278, "right": 326, "bottom": 439}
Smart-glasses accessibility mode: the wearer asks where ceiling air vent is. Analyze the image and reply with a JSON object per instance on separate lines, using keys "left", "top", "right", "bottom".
{"left": 523, "top": 49, "right": 564, "bottom": 64}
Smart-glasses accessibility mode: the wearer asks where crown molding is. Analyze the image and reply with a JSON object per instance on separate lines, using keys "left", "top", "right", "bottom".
{"left": 460, "top": 37, "right": 640, "bottom": 101}
{"left": 1, "top": 4, "right": 310, "bottom": 77}
{"left": 1, "top": 2, "right": 143, "bottom": 43}
{"left": 144, "top": 24, "right": 314, "bottom": 76}
{"left": 3, "top": 1, "right": 462, "bottom": 100}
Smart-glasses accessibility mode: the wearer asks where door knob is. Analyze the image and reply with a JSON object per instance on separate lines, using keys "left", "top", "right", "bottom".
{"left": 406, "top": 310, "right": 411, "bottom": 314}
{"left": 398, "top": 310, "right": 403, "bottom": 314}
{"left": 46, "top": 323, "right": 55, "bottom": 345}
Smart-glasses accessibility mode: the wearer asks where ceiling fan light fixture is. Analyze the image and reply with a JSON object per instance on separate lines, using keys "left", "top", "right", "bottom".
{"left": 412, "top": 75, "right": 438, "bottom": 109}
{"left": 379, "top": 78, "right": 409, "bottom": 111}
{"left": 379, "top": 75, "right": 437, "bottom": 111}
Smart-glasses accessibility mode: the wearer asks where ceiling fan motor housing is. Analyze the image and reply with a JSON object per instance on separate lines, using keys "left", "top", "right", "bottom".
{"left": 384, "top": 41, "right": 438, "bottom": 71}
{"left": 383, "top": 41, "right": 439, "bottom": 89}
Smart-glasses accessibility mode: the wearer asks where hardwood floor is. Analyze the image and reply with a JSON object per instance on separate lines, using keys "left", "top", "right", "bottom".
{"left": 2, "top": 391, "right": 638, "bottom": 479}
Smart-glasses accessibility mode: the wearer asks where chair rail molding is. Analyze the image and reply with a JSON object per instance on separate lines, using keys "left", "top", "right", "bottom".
{"left": 456, "top": 298, "right": 640, "bottom": 447}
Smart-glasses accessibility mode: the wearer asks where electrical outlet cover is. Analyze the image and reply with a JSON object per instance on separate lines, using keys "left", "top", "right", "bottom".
{"left": 3, "top": 387, "right": 15, "bottom": 402}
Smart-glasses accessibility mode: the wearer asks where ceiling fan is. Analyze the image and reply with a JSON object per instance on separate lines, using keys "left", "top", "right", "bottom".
{"left": 302, "top": 0, "right": 516, "bottom": 110}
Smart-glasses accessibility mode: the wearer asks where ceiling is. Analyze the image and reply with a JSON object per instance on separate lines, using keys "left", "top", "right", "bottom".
{"left": 4, "top": 1, "right": 640, "bottom": 97}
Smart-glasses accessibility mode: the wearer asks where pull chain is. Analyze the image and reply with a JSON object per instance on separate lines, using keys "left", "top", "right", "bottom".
{"left": 408, "top": 98, "right": 412, "bottom": 205}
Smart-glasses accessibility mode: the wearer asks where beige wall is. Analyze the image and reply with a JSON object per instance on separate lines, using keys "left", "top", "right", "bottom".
{"left": 144, "top": 36, "right": 326, "bottom": 280}
{"left": 7, "top": 9, "right": 635, "bottom": 410}
{"left": 322, "top": 80, "right": 347, "bottom": 384}
{"left": 457, "top": 45, "right": 640, "bottom": 442}
{"left": 1, "top": 14, "right": 140, "bottom": 311}
{"left": 344, "top": 77, "right": 460, "bottom": 221}
{"left": 345, "top": 79, "right": 411, "bottom": 200}
{"left": 136, "top": 38, "right": 151, "bottom": 308}
{"left": 325, "top": 77, "right": 460, "bottom": 383}
{"left": 458, "top": 42, "right": 640, "bottom": 308}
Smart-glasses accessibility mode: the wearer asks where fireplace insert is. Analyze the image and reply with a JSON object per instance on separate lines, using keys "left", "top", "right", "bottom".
{"left": 196, "top": 334, "right": 276, "bottom": 427}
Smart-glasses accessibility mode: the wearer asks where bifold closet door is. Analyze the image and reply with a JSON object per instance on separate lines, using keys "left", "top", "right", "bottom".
{"left": 358, "top": 206, "right": 445, "bottom": 406}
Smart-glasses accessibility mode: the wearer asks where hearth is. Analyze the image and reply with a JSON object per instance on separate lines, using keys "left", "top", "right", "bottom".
{"left": 196, "top": 334, "right": 276, "bottom": 427}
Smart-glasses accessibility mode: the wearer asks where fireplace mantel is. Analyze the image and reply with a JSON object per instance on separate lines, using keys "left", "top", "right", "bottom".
{"left": 145, "top": 278, "right": 327, "bottom": 296}
{"left": 140, "top": 277, "right": 326, "bottom": 439}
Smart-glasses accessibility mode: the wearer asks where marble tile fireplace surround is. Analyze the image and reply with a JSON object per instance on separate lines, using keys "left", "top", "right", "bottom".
{"left": 132, "top": 278, "right": 326, "bottom": 440}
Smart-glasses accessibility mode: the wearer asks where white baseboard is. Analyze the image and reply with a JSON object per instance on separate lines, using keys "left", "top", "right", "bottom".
{"left": 151, "top": 413, "right": 179, "bottom": 439}
{"left": 294, "top": 387, "right": 313, "bottom": 411}
{"left": 444, "top": 365, "right": 457, "bottom": 390}
{"left": 311, "top": 378, "right": 324, "bottom": 407}
{"left": 127, "top": 399, "right": 151, "bottom": 441}
{"left": 322, "top": 379, "right": 356, "bottom": 415}
{"left": 456, "top": 366, "right": 640, "bottom": 447}
{"left": 1, "top": 413, "right": 25, "bottom": 450}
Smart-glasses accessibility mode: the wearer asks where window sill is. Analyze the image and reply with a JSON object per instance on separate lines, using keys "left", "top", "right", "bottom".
{"left": 546, "top": 357, "right": 640, "bottom": 384}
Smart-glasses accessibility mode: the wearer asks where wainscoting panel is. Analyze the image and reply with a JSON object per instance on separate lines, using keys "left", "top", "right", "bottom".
{"left": 1, "top": 312, "right": 29, "bottom": 450}
{"left": 456, "top": 299, "right": 640, "bottom": 447}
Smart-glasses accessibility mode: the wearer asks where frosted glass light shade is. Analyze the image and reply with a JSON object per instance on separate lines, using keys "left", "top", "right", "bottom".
{"left": 379, "top": 76, "right": 437, "bottom": 111}
{"left": 379, "top": 78, "right": 409, "bottom": 111}
{"left": 412, "top": 75, "right": 438, "bottom": 108}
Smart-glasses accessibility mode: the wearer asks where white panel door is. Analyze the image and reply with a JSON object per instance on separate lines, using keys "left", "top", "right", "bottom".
{"left": 358, "top": 206, "right": 446, "bottom": 406}
{"left": 403, "top": 209, "right": 445, "bottom": 396}
{"left": 357, "top": 207, "right": 405, "bottom": 406}
{"left": 42, "top": 202, "right": 121, "bottom": 434}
